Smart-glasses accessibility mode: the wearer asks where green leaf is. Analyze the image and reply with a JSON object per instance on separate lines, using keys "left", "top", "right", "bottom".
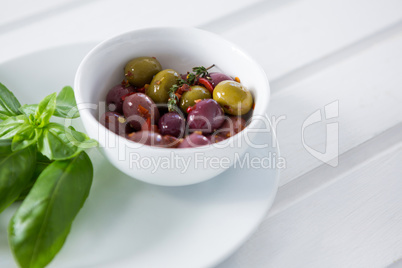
{"left": 0, "top": 114, "right": 8, "bottom": 120}
{"left": 37, "top": 123, "right": 96, "bottom": 160}
{"left": 16, "top": 152, "right": 53, "bottom": 202}
{"left": 8, "top": 152, "right": 93, "bottom": 268}
{"left": 19, "top": 87, "right": 78, "bottom": 120}
{"left": 34, "top": 92, "right": 57, "bottom": 128}
{"left": 0, "top": 115, "right": 30, "bottom": 140}
{"left": 19, "top": 104, "right": 38, "bottom": 117}
{"left": 66, "top": 126, "right": 98, "bottom": 149}
{"left": 0, "top": 83, "right": 21, "bottom": 120}
{"left": 12, "top": 125, "right": 42, "bottom": 151}
{"left": 0, "top": 140, "right": 36, "bottom": 213}
{"left": 54, "top": 86, "right": 79, "bottom": 119}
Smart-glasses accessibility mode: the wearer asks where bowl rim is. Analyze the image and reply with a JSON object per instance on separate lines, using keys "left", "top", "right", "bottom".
{"left": 74, "top": 26, "right": 270, "bottom": 152}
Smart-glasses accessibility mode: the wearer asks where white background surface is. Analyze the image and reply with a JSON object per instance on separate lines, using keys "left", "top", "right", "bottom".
{"left": 1, "top": 0, "right": 402, "bottom": 267}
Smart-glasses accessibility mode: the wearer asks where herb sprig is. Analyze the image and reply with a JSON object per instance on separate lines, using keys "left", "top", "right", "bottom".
{"left": 167, "top": 64, "right": 215, "bottom": 112}
{"left": 168, "top": 84, "right": 181, "bottom": 112}
{"left": 186, "top": 64, "right": 215, "bottom": 85}
{"left": 0, "top": 83, "right": 97, "bottom": 268}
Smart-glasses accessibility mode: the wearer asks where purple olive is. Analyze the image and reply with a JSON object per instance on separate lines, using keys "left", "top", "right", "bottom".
{"left": 158, "top": 112, "right": 185, "bottom": 138}
{"left": 106, "top": 84, "right": 135, "bottom": 113}
{"left": 187, "top": 99, "right": 224, "bottom": 134}
{"left": 209, "top": 72, "right": 233, "bottom": 87}
{"left": 206, "top": 133, "right": 227, "bottom": 144}
{"left": 162, "top": 135, "right": 180, "bottom": 148}
{"left": 99, "top": 111, "right": 133, "bottom": 137}
{"left": 140, "top": 120, "right": 159, "bottom": 132}
{"left": 128, "top": 131, "right": 179, "bottom": 148}
{"left": 128, "top": 131, "right": 162, "bottom": 146}
{"left": 178, "top": 133, "right": 211, "bottom": 148}
{"left": 216, "top": 116, "right": 246, "bottom": 137}
{"left": 123, "top": 93, "right": 160, "bottom": 131}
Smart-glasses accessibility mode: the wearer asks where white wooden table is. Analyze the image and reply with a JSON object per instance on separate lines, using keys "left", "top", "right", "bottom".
{"left": 1, "top": 0, "right": 402, "bottom": 267}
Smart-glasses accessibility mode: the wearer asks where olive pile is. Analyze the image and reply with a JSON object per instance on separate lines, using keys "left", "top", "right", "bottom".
{"left": 100, "top": 56, "right": 254, "bottom": 148}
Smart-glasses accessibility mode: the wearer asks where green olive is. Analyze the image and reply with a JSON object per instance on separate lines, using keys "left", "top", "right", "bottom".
{"left": 180, "top": 85, "right": 212, "bottom": 113}
{"left": 213, "top": 81, "right": 253, "bottom": 115}
{"left": 124, "top": 57, "right": 162, "bottom": 87}
{"left": 146, "top": 69, "right": 179, "bottom": 104}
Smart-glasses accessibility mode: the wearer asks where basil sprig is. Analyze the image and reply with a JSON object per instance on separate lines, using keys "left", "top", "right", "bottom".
{"left": 0, "top": 83, "right": 97, "bottom": 268}
{"left": 0, "top": 85, "right": 96, "bottom": 158}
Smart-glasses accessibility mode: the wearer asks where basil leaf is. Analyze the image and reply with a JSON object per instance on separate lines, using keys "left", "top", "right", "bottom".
{"left": 12, "top": 125, "right": 42, "bottom": 152}
{"left": 54, "top": 86, "right": 79, "bottom": 119}
{"left": 8, "top": 152, "right": 93, "bottom": 268}
{"left": 19, "top": 104, "right": 38, "bottom": 117}
{"left": 67, "top": 126, "right": 98, "bottom": 149}
{"left": 34, "top": 92, "right": 57, "bottom": 128}
{"left": 37, "top": 123, "right": 83, "bottom": 160}
{"left": 16, "top": 152, "right": 53, "bottom": 202}
{"left": 0, "top": 115, "right": 29, "bottom": 140}
{"left": 0, "top": 83, "right": 21, "bottom": 120}
{"left": 0, "top": 140, "right": 36, "bottom": 213}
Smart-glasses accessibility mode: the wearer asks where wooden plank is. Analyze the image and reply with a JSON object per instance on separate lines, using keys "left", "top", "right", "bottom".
{"left": 271, "top": 123, "right": 402, "bottom": 217}
{"left": 210, "top": 0, "right": 402, "bottom": 81}
{"left": 218, "top": 143, "right": 402, "bottom": 268}
{"left": 0, "top": 0, "right": 80, "bottom": 27}
{"left": 0, "top": 0, "right": 260, "bottom": 62}
{"left": 269, "top": 28, "right": 402, "bottom": 185}
{"left": 2, "top": 0, "right": 402, "bottom": 81}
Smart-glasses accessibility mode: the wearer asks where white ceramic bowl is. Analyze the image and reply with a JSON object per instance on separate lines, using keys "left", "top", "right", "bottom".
{"left": 74, "top": 27, "right": 270, "bottom": 186}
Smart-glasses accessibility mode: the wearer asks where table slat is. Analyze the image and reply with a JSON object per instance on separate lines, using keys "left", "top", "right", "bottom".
{"left": 269, "top": 28, "right": 402, "bottom": 185}
{"left": 219, "top": 143, "right": 402, "bottom": 268}
{"left": 215, "top": 0, "right": 402, "bottom": 82}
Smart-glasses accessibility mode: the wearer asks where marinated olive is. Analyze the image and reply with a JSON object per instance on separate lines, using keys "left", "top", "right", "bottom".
{"left": 209, "top": 72, "right": 233, "bottom": 87}
{"left": 187, "top": 99, "right": 224, "bottom": 134}
{"left": 158, "top": 112, "right": 185, "bottom": 138}
{"left": 206, "top": 133, "right": 226, "bottom": 144}
{"left": 99, "top": 111, "right": 133, "bottom": 137}
{"left": 123, "top": 93, "right": 160, "bottom": 131}
{"left": 146, "top": 69, "right": 179, "bottom": 104}
{"left": 213, "top": 81, "right": 253, "bottom": 115}
{"left": 128, "top": 131, "right": 161, "bottom": 146}
{"left": 179, "top": 85, "right": 211, "bottom": 113}
{"left": 106, "top": 84, "right": 135, "bottom": 113}
{"left": 162, "top": 135, "right": 180, "bottom": 148}
{"left": 124, "top": 57, "right": 162, "bottom": 87}
{"left": 128, "top": 131, "right": 179, "bottom": 148}
{"left": 216, "top": 116, "right": 246, "bottom": 138}
{"left": 178, "top": 133, "right": 211, "bottom": 148}
{"left": 140, "top": 119, "right": 159, "bottom": 132}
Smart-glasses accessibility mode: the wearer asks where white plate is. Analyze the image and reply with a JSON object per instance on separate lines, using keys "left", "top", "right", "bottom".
{"left": 0, "top": 44, "right": 279, "bottom": 268}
